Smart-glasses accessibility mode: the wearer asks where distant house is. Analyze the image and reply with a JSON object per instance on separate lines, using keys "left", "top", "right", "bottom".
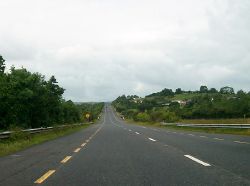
{"left": 172, "top": 100, "right": 187, "bottom": 106}
{"left": 132, "top": 97, "right": 143, "bottom": 104}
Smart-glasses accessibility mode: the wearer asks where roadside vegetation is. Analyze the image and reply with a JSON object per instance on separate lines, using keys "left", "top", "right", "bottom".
{"left": 112, "top": 85, "right": 250, "bottom": 135}
{"left": 0, "top": 55, "right": 104, "bottom": 156}
{"left": 125, "top": 119, "right": 250, "bottom": 136}
{"left": 0, "top": 55, "right": 104, "bottom": 130}
{"left": 0, "top": 124, "right": 89, "bottom": 157}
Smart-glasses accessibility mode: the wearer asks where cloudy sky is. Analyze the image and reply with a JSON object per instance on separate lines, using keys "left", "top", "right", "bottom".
{"left": 0, "top": 0, "right": 250, "bottom": 101}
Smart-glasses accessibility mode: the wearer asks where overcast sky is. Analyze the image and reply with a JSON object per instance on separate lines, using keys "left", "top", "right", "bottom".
{"left": 0, "top": 0, "right": 250, "bottom": 101}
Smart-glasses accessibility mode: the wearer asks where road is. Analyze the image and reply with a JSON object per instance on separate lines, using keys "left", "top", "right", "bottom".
{"left": 0, "top": 104, "right": 250, "bottom": 185}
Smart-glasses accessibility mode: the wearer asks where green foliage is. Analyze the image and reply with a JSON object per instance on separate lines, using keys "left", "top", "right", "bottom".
{"left": 135, "top": 112, "right": 151, "bottom": 122}
{"left": 0, "top": 55, "right": 5, "bottom": 74}
{"left": 77, "top": 103, "right": 104, "bottom": 122}
{"left": 0, "top": 55, "right": 82, "bottom": 130}
{"left": 113, "top": 86, "right": 250, "bottom": 123}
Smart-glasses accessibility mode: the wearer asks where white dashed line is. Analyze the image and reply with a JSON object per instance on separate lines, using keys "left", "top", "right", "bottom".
{"left": 148, "top": 138, "right": 157, "bottom": 142}
{"left": 200, "top": 136, "right": 207, "bottom": 138}
{"left": 135, "top": 132, "right": 140, "bottom": 135}
{"left": 214, "top": 138, "right": 224, "bottom": 141}
{"left": 234, "top": 141, "right": 250, "bottom": 144}
{"left": 129, "top": 129, "right": 132, "bottom": 132}
{"left": 184, "top": 155, "right": 211, "bottom": 167}
{"left": 188, "top": 134, "right": 195, "bottom": 136}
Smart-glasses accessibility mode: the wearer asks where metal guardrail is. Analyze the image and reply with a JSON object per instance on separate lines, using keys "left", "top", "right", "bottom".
{"left": 0, "top": 123, "right": 88, "bottom": 140}
{"left": 161, "top": 122, "right": 250, "bottom": 129}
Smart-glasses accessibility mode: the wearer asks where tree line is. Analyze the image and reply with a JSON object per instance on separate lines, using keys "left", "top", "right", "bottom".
{"left": 0, "top": 55, "right": 104, "bottom": 130}
{"left": 112, "top": 86, "right": 250, "bottom": 123}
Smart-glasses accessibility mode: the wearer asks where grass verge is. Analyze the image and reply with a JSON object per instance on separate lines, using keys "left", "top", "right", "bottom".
{"left": 0, "top": 124, "right": 90, "bottom": 157}
{"left": 180, "top": 118, "right": 250, "bottom": 124}
{"left": 125, "top": 119, "right": 250, "bottom": 136}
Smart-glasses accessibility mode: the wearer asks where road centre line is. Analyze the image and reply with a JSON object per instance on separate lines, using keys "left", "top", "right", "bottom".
{"left": 34, "top": 170, "right": 56, "bottom": 184}
{"left": 61, "top": 156, "right": 72, "bottom": 164}
{"left": 184, "top": 155, "right": 211, "bottom": 167}
{"left": 148, "top": 138, "right": 157, "bottom": 142}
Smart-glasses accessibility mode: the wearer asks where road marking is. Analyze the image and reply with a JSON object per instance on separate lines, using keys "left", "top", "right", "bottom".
{"left": 61, "top": 156, "right": 72, "bottom": 164}
{"left": 188, "top": 134, "right": 195, "bottom": 136}
{"left": 148, "top": 138, "right": 157, "bottom": 142}
{"left": 184, "top": 155, "right": 211, "bottom": 167}
{"left": 214, "top": 138, "right": 224, "bottom": 141}
{"left": 153, "top": 129, "right": 158, "bottom": 131}
{"left": 81, "top": 143, "right": 86, "bottom": 147}
{"left": 74, "top": 148, "right": 81, "bottom": 153}
{"left": 142, "top": 126, "right": 146, "bottom": 129}
{"left": 86, "top": 139, "right": 89, "bottom": 143}
{"left": 34, "top": 170, "right": 56, "bottom": 184}
{"left": 173, "top": 132, "right": 177, "bottom": 134}
{"left": 135, "top": 132, "right": 140, "bottom": 135}
{"left": 129, "top": 129, "right": 132, "bottom": 132}
{"left": 200, "top": 136, "right": 207, "bottom": 138}
{"left": 234, "top": 141, "right": 250, "bottom": 144}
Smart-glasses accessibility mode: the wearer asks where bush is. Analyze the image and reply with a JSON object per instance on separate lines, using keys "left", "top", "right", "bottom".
{"left": 135, "top": 112, "right": 151, "bottom": 122}
{"left": 162, "top": 111, "right": 179, "bottom": 123}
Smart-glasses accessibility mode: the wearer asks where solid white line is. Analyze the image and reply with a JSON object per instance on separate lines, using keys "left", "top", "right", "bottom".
{"left": 184, "top": 155, "right": 211, "bottom": 166}
{"left": 135, "top": 132, "right": 140, "bottom": 135}
{"left": 234, "top": 141, "right": 250, "bottom": 144}
{"left": 148, "top": 138, "right": 157, "bottom": 142}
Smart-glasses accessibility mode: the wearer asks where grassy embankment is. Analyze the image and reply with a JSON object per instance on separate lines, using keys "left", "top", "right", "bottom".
{"left": 126, "top": 119, "right": 250, "bottom": 136}
{"left": 0, "top": 124, "right": 90, "bottom": 157}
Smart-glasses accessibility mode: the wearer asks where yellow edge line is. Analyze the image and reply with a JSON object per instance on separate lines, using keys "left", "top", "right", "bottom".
{"left": 61, "top": 156, "right": 72, "bottom": 163}
{"left": 81, "top": 143, "right": 86, "bottom": 147}
{"left": 74, "top": 148, "right": 81, "bottom": 153}
{"left": 34, "top": 170, "right": 56, "bottom": 184}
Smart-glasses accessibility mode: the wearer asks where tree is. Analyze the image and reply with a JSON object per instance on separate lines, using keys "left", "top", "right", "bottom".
{"left": 209, "top": 88, "right": 217, "bottom": 93}
{"left": 220, "top": 86, "right": 234, "bottom": 94}
{"left": 175, "top": 88, "right": 182, "bottom": 94}
{"left": 200, "top": 85, "right": 208, "bottom": 93}
{"left": 0, "top": 55, "right": 5, "bottom": 74}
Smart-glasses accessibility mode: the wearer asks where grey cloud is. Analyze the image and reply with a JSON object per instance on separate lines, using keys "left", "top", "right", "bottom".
{"left": 0, "top": 0, "right": 250, "bottom": 101}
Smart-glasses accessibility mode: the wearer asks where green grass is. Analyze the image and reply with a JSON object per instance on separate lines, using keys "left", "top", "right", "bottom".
{"left": 180, "top": 118, "right": 250, "bottom": 124}
{"left": 0, "top": 124, "right": 90, "bottom": 157}
{"left": 125, "top": 119, "right": 250, "bottom": 136}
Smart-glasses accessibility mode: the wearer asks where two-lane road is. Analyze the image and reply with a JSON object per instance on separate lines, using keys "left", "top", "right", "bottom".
{"left": 0, "top": 105, "right": 250, "bottom": 185}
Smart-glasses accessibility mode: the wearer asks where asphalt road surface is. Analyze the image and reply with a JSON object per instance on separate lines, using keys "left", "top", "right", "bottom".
{"left": 0, "top": 104, "right": 250, "bottom": 186}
